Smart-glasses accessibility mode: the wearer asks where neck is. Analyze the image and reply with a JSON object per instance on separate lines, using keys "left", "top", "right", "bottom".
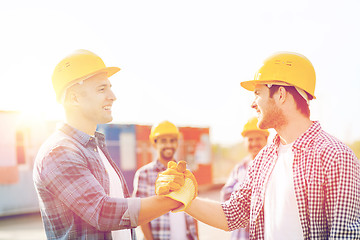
{"left": 65, "top": 113, "right": 97, "bottom": 136}
{"left": 275, "top": 115, "right": 312, "bottom": 145}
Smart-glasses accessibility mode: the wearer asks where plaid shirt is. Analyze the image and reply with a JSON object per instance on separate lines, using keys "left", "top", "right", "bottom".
{"left": 222, "top": 121, "right": 360, "bottom": 240}
{"left": 33, "top": 123, "right": 140, "bottom": 240}
{"left": 220, "top": 156, "right": 251, "bottom": 240}
{"left": 133, "top": 160, "right": 198, "bottom": 240}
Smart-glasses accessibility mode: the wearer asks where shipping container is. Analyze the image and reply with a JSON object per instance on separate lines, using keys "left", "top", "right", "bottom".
{"left": 0, "top": 111, "right": 54, "bottom": 216}
{"left": 0, "top": 117, "right": 212, "bottom": 216}
{"left": 97, "top": 124, "right": 137, "bottom": 192}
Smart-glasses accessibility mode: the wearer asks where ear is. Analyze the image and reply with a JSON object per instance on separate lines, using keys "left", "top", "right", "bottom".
{"left": 65, "top": 90, "right": 80, "bottom": 107}
{"left": 278, "top": 86, "right": 288, "bottom": 104}
{"left": 151, "top": 139, "right": 157, "bottom": 149}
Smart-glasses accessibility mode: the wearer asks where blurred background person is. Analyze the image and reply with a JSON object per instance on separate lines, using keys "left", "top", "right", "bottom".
{"left": 220, "top": 117, "right": 269, "bottom": 240}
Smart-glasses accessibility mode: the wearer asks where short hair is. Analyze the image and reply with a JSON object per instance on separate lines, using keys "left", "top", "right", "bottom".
{"left": 268, "top": 85, "right": 310, "bottom": 117}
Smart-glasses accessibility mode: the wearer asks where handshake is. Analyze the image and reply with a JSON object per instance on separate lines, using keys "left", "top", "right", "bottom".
{"left": 155, "top": 161, "right": 198, "bottom": 212}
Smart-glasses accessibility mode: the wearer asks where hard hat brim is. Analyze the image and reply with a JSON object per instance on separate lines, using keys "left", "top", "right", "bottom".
{"left": 240, "top": 80, "right": 258, "bottom": 91}
{"left": 240, "top": 80, "right": 289, "bottom": 91}
{"left": 240, "top": 80, "right": 316, "bottom": 99}
{"left": 89, "top": 66, "right": 121, "bottom": 80}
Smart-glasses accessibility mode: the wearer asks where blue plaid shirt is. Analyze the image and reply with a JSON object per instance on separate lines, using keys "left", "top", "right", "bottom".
{"left": 33, "top": 123, "right": 140, "bottom": 239}
{"left": 133, "top": 160, "right": 198, "bottom": 240}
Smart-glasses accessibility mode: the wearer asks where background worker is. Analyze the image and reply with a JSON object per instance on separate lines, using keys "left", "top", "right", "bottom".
{"left": 220, "top": 117, "right": 268, "bottom": 240}
{"left": 33, "top": 50, "right": 183, "bottom": 240}
{"left": 133, "top": 121, "right": 198, "bottom": 240}
{"left": 155, "top": 52, "right": 360, "bottom": 239}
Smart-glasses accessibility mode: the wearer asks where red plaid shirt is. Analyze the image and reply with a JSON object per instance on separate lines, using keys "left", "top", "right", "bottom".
{"left": 33, "top": 123, "right": 139, "bottom": 239}
{"left": 222, "top": 121, "right": 360, "bottom": 239}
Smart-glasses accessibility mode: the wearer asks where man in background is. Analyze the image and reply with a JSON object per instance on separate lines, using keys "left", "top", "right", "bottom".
{"left": 133, "top": 121, "right": 198, "bottom": 240}
{"left": 220, "top": 117, "right": 269, "bottom": 239}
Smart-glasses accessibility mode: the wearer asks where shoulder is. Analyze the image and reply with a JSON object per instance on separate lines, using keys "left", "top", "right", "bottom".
{"left": 137, "top": 161, "right": 158, "bottom": 172}
{"left": 313, "top": 130, "right": 356, "bottom": 158}
{"left": 34, "top": 131, "right": 87, "bottom": 170}
{"left": 134, "top": 161, "right": 159, "bottom": 178}
{"left": 306, "top": 130, "right": 358, "bottom": 174}
{"left": 233, "top": 158, "right": 250, "bottom": 171}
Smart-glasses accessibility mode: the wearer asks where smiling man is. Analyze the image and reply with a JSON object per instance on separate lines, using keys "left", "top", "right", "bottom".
{"left": 133, "top": 121, "right": 198, "bottom": 240}
{"left": 155, "top": 52, "right": 360, "bottom": 240}
{"left": 33, "top": 50, "right": 183, "bottom": 240}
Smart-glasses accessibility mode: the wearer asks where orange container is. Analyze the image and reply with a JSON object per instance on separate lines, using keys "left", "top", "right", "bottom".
{"left": 178, "top": 127, "right": 212, "bottom": 185}
{"left": 0, "top": 166, "right": 19, "bottom": 184}
{"left": 135, "top": 125, "right": 153, "bottom": 169}
{"left": 193, "top": 163, "right": 213, "bottom": 185}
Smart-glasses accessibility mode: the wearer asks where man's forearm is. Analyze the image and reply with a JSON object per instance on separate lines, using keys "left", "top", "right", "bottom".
{"left": 185, "top": 197, "right": 229, "bottom": 231}
{"left": 140, "top": 222, "right": 153, "bottom": 240}
{"left": 138, "top": 195, "right": 182, "bottom": 225}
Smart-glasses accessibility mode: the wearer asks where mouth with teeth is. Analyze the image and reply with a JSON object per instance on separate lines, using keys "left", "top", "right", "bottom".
{"left": 103, "top": 105, "right": 112, "bottom": 111}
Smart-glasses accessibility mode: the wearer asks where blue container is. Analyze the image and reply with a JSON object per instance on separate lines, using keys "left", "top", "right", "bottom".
{"left": 97, "top": 124, "right": 137, "bottom": 193}
{"left": 0, "top": 169, "right": 40, "bottom": 216}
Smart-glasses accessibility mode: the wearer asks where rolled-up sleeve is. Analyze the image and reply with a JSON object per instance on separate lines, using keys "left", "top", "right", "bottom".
{"left": 119, "top": 197, "right": 141, "bottom": 229}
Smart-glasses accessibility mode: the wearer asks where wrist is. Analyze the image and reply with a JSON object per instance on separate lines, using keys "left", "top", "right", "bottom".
{"left": 157, "top": 195, "right": 183, "bottom": 210}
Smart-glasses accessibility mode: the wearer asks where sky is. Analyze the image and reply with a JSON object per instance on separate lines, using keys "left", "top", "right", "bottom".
{"left": 1, "top": 0, "right": 360, "bottom": 145}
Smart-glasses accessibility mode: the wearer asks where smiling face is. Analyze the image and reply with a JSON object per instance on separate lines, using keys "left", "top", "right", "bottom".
{"left": 154, "top": 134, "right": 178, "bottom": 164}
{"left": 65, "top": 72, "right": 116, "bottom": 133}
{"left": 251, "top": 84, "right": 286, "bottom": 130}
{"left": 244, "top": 131, "right": 268, "bottom": 159}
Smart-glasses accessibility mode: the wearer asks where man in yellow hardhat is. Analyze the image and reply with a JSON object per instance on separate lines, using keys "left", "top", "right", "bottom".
{"left": 33, "top": 50, "right": 189, "bottom": 239}
{"left": 133, "top": 120, "right": 198, "bottom": 240}
{"left": 220, "top": 117, "right": 268, "bottom": 240}
{"left": 154, "top": 52, "right": 360, "bottom": 239}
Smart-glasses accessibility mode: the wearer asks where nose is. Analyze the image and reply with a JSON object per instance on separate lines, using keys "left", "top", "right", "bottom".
{"left": 251, "top": 100, "right": 257, "bottom": 109}
{"left": 108, "top": 89, "right": 117, "bottom": 102}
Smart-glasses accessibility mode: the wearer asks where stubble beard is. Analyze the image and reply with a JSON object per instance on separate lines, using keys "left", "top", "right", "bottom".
{"left": 160, "top": 149, "right": 175, "bottom": 162}
{"left": 258, "top": 99, "right": 287, "bottom": 130}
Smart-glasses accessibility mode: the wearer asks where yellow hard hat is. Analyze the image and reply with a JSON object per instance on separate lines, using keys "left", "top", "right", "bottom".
{"left": 149, "top": 121, "right": 179, "bottom": 143}
{"left": 241, "top": 117, "right": 269, "bottom": 137}
{"left": 52, "top": 49, "right": 120, "bottom": 102}
{"left": 241, "top": 52, "right": 316, "bottom": 99}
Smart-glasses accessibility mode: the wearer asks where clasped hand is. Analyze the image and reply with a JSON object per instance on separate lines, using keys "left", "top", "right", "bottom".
{"left": 155, "top": 161, "right": 198, "bottom": 212}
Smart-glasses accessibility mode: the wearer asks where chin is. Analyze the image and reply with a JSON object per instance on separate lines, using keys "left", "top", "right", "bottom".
{"left": 99, "top": 118, "right": 113, "bottom": 124}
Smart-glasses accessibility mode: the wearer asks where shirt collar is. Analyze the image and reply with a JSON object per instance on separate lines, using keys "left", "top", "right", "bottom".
{"left": 59, "top": 123, "right": 106, "bottom": 147}
{"left": 154, "top": 159, "right": 171, "bottom": 171}
{"left": 272, "top": 121, "right": 321, "bottom": 151}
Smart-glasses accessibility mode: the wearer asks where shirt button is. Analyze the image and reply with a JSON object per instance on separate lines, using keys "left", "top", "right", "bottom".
{"left": 94, "top": 148, "right": 97, "bottom": 152}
